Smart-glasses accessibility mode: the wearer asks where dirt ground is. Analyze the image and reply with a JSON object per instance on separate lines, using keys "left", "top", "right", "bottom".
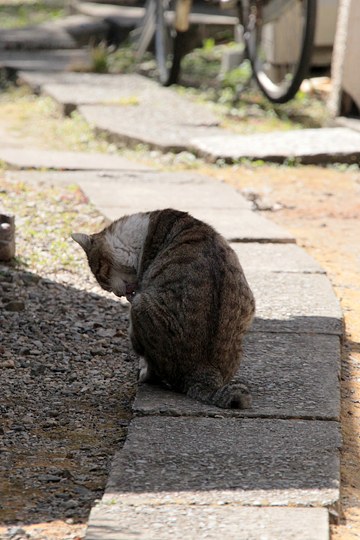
{"left": 204, "top": 163, "right": 360, "bottom": 539}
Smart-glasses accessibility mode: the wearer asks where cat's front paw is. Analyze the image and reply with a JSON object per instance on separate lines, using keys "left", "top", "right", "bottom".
{"left": 138, "top": 358, "right": 161, "bottom": 385}
{"left": 138, "top": 357, "right": 150, "bottom": 383}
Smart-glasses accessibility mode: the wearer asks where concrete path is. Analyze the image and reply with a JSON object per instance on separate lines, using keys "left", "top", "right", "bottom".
{"left": 17, "top": 71, "right": 360, "bottom": 163}
{"left": 80, "top": 165, "right": 342, "bottom": 539}
{"left": 86, "top": 505, "right": 330, "bottom": 540}
{"left": 1, "top": 48, "right": 344, "bottom": 538}
{"left": 0, "top": 9, "right": 107, "bottom": 73}
{"left": 0, "top": 148, "right": 152, "bottom": 172}
{"left": 5, "top": 157, "right": 342, "bottom": 539}
{"left": 193, "top": 128, "right": 360, "bottom": 164}
{"left": 0, "top": 50, "right": 92, "bottom": 73}
{"left": 0, "top": 15, "right": 108, "bottom": 51}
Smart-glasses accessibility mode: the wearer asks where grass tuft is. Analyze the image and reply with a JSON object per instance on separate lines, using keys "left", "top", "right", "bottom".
{"left": 0, "top": 0, "right": 65, "bottom": 29}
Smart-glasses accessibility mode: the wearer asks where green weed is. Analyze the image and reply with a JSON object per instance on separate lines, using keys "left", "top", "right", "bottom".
{"left": 90, "top": 42, "right": 109, "bottom": 74}
{"left": 0, "top": 1, "right": 65, "bottom": 29}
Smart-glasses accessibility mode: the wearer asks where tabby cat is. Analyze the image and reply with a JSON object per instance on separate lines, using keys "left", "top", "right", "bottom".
{"left": 72, "top": 208, "right": 255, "bottom": 409}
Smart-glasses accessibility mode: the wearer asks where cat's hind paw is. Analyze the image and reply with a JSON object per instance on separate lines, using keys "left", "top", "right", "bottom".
{"left": 187, "top": 380, "right": 252, "bottom": 409}
{"left": 211, "top": 382, "right": 252, "bottom": 409}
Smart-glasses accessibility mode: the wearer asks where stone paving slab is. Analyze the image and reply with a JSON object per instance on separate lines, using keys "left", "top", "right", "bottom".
{"left": 232, "top": 242, "right": 324, "bottom": 274}
{"left": 248, "top": 272, "right": 342, "bottom": 335}
{"left": 86, "top": 503, "right": 329, "bottom": 540}
{"left": 0, "top": 50, "right": 91, "bottom": 72}
{"left": 74, "top": 170, "right": 252, "bottom": 209}
{"left": 0, "top": 23, "right": 76, "bottom": 51}
{"left": 103, "top": 206, "right": 294, "bottom": 243}
{"left": 191, "top": 128, "right": 360, "bottom": 164}
{"left": 18, "top": 70, "right": 162, "bottom": 90}
{"left": 3, "top": 170, "right": 293, "bottom": 242}
{"left": 51, "top": 80, "right": 207, "bottom": 117}
{"left": 16, "top": 72, "right": 360, "bottom": 164}
{"left": 72, "top": 1, "right": 145, "bottom": 28}
{"left": 80, "top": 103, "right": 224, "bottom": 151}
{"left": 0, "top": 148, "right": 152, "bottom": 172}
{"left": 104, "top": 417, "right": 341, "bottom": 507}
{"left": 133, "top": 332, "right": 341, "bottom": 420}
{"left": 18, "top": 70, "right": 140, "bottom": 93}
{"left": 0, "top": 15, "right": 108, "bottom": 51}
{"left": 68, "top": 170, "right": 294, "bottom": 242}
{"left": 18, "top": 71, "right": 220, "bottom": 123}
{"left": 4, "top": 169, "right": 249, "bottom": 208}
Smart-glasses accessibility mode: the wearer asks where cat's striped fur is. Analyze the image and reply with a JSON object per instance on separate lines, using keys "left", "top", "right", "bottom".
{"left": 72, "top": 208, "right": 255, "bottom": 409}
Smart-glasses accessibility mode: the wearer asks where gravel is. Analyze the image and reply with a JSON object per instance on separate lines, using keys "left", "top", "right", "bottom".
{"left": 0, "top": 174, "right": 138, "bottom": 539}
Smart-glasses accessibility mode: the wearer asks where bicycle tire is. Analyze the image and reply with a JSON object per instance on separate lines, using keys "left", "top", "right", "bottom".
{"left": 242, "top": 0, "right": 317, "bottom": 103}
{"left": 155, "top": 0, "right": 182, "bottom": 86}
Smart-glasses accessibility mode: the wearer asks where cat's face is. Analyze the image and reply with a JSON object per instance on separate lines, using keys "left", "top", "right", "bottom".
{"left": 72, "top": 232, "right": 136, "bottom": 298}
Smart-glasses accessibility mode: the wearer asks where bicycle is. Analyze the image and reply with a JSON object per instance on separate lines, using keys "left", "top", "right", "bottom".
{"left": 135, "top": 0, "right": 317, "bottom": 104}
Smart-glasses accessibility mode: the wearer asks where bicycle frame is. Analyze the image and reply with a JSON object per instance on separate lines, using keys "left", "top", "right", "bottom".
{"left": 135, "top": 0, "right": 315, "bottom": 102}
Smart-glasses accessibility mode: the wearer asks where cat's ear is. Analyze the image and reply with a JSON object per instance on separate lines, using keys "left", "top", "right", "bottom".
{"left": 71, "top": 233, "right": 92, "bottom": 253}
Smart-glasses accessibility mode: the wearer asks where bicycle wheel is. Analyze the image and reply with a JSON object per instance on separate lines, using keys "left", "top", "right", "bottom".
{"left": 155, "top": 0, "right": 182, "bottom": 86}
{"left": 242, "top": 0, "right": 317, "bottom": 103}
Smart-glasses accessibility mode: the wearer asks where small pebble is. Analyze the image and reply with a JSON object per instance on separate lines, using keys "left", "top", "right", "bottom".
{"left": 4, "top": 300, "right": 25, "bottom": 312}
{"left": 1, "top": 359, "right": 15, "bottom": 368}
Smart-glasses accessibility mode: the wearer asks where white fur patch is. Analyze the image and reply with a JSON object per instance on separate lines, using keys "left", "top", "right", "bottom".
{"left": 106, "top": 213, "right": 150, "bottom": 270}
{"left": 138, "top": 357, "right": 149, "bottom": 382}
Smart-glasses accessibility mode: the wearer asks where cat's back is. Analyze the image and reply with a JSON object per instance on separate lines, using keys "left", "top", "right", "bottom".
{"left": 140, "top": 208, "right": 215, "bottom": 270}
{"left": 139, "top": 209, "right": 224, "bottom": 278}
{"left": 133, "top": 209, "right": 255, "bottom": 382}
{"left": 138, "top": 209, "right": 252, "bottom": 307}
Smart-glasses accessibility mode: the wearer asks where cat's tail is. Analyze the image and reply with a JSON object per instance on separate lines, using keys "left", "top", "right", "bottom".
{"left": 187, "top": 381, "right": 252, "bottom": 410}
